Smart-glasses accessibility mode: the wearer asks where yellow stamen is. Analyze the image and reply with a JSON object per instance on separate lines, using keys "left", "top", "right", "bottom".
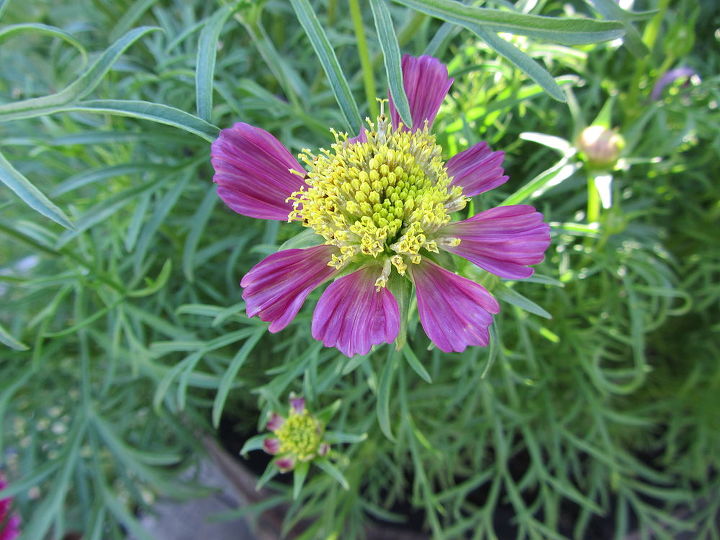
{"left": 287, "top": 115, "right": 466, "bottom": 283}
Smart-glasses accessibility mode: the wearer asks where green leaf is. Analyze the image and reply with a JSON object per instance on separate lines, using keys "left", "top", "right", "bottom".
{"left": 376, "top": 347, "right": 398, "bottom": 441}
{"left": 0, "top": 23, "right": 89, "bottom": 68}
{"left": 183, "top": 189, "right": 218, "bottom": 282}
{"left": 240, "top": 434, "right": 267, "bottom": 457}
{"left": 51, "top": 162, "right": 170, "bottom": 197}
{"left": 392, "top": 0, "right": 625, "bottom": 45}
{"left": 293, "top": 461, "right": 310, "bottom": 499}
{"left": 470, "top": 26, "right": 564, "bottom": 102}
{"left": 370, "top": 0, "right": 412, "bottom": 126}
{"left": 324, "top": 431, "right": 368, "bottom": 444}
{"left": 495, "top": 284, "right": 552, "bottom": 319}
{"left": 212, "top": 328, "right": 265, "bottom": 427}
{"left": 588, "top": 0, "right": 649, "bottom": 57}
{"left": 128, "top": 259, "right": 173, "bottom": 298}
{"left": 0, "top": 26, "right": 160, "bottom": 122}
{"left": 0, "top": 149, "right": 74, "bottom": 229}
{"left": 289, "top": 0, "right": 362, "bottom": 133}
{"left": 196, "top": 5, "right": 235, "bottom": 121}
{"left": 55, "top": 174, "right": 167, "bottom": 248}
{"left": 109, "top": 0, "right": 158, "bottom": 42}
{"left": 0, "top": 0, "right": 9, "bottom": 21}
{"left": 315, "top": 458, "right": 349, "bottom": 490}
{"left": 278, "top": 228, "right": 324, "bottom": 251}
{"left": 501, "top": 156, "right": 580, "bottom": 206}
{"left": 256, "top": 461, "right": 280, "bottom": 490}
{"left": 402, "top": 344, "right": 432, "bottom": 383}
{"left": 67, "top": 100, "right": 219, "bottom": 142}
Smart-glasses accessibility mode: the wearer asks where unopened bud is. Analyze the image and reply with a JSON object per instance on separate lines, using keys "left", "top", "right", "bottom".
{"left": 576, "top": 126, "right": 624, "bottom": 169}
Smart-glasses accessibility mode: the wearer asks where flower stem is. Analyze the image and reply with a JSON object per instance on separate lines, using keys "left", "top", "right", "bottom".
{"left": 587, "top": 173, "right": 601, "bottom": 224}
{"left": 349, "top": 0, "right": 379, "bottom": 119}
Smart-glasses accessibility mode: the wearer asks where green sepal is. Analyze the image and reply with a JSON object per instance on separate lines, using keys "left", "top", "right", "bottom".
{"left": 239, "top": 434, "right": 267, "bottom": 458}
{"left": 256, "top": 460, "right": 280, "bottom": 490}
{"left": 315, "top": 458, "right": 349, "bottom": 490}
{"left": 278, "top": 228, "right": 325, "bottom": 251}
{"left": 293, "top": 461, "right": 310, "bottom": 499}
{"left": 316, "top": 398, "right": 342, "bottom": 425}
{"left": 387, "top": 273, "right": 412, "bottom": 351}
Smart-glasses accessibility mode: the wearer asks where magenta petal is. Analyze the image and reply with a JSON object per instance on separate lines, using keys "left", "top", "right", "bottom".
{"left": 211, "top": 122, "right": 306, "bottom": 220}
{"left": 276, "top": 456, "right": 295, "bottom": 472}
{"left": 241, "top": 246, "right": 339, "bottom": 333}
{"left": 447, "top": 142, "right": 509, "bottom": 197}
{"left": 312, "top": 267, "right": 400, "bottom": 357}
{"left": 0, "top": 514, "right": 20, "bottom": 540}
{"left": 389, "top": 55, "right": 454, "bottom": 131}
{"left": 442, "top": 205, "right": 551, "bottom": 280}
{"left": 347, "top": 126, "right": 368, "bottom": 145}
{"left": 263, "top": 437, "right": 281, "bottom": 455}
{"left": 266, "top": 412, "right": 285, "bottom": 431}
{"left": 411, "top": 260, "right": 500, "bottom": 353}
{"left": 289, "top": 396, "right": 305, "bottom": 415}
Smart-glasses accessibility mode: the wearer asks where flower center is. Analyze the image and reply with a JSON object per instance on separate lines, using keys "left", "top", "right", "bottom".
{"left": 275, "top": 411, "right": 322, "bottom": 459}
{"left": 288, "top": 116, "right": 466, "bottom": 284}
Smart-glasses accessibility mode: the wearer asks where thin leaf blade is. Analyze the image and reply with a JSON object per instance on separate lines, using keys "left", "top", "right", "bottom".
{"left": 289, "top": 0, "right": 362, "bottom": 133}
{"left": 370, "top": 0, "right": 412, "bottom": 126}
{"left": 0, "top": 150, "right": 74, "bottom": 229}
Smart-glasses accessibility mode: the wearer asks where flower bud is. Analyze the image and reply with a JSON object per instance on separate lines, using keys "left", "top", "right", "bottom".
{"left": 576, "top": 126, "right": 624, "bottom": 169}
{"left": 262, "top": 396, "right": 329, "bottom": 472}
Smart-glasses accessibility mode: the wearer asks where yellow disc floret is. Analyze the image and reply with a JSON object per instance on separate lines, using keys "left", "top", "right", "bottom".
{"left": 275, "top": 410, "right": 323, "bottom": 461}
{"left": 288, "top": 114, "right": 465, "bottom": 282}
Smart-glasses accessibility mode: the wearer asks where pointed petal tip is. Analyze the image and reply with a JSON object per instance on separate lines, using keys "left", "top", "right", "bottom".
{"left": 289, "top": 396, "right": 305, "bottom": 414}
{"left": 241, "top": 246, "right": 339, "bottom": 333}
{"left": 411, "top": 260, "right": 499, "bottom": 353}
{"left": 441, "top": 205, "right": 550, "bottom": 280}
{"left": 276, "top": 456, "right": 295, "bottom": 472}
{"left": 263, "top": 437, "right": 281, "bottom": 455}
{"left": 266, "top": 412, "right": 285, "bottom": 432}
{"left": 390, "top": 55, "right": 453, "bottom": 131}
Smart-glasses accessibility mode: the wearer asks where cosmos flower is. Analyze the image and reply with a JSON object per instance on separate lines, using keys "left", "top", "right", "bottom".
{"left": 212, "top": 55, "right": 550, "bottom": 356}
{"left": 0, "top": 474, "right": 20, "bottom": 540}
{"left": 262, "top": 396, "right": 329, "bottom": 472}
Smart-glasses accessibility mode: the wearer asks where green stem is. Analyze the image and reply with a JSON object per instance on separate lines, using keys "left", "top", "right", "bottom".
{"left": 349, "top": 0, "right": 378, "bottom": 118}
{"left": 587, "top": 173, "right": 601, "bottom": 224}
{"left": 625, "top": 0, "right": 670, "bottom": 117}
{"left": 327, "top": 0, "right": 338, "bottom": 26}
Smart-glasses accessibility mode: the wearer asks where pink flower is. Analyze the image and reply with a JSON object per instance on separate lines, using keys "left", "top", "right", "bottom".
{"left": 212, "top": 55, "right": 550, "bottom": 355}
{"left": 0, "top": 474, "right": 20, "bottom": 540}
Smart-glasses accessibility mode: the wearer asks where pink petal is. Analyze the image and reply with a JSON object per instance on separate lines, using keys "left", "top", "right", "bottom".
{"left": 266, "top": 412, "right": 285, "bottom": 432}
{"left": 389, "top": 55, "right": 454, "bottom": 131}
{"left": 441, "top": 205, "right": 551, "bottom": 280}
{"left": 263, "top": 437, "right": 281, "bottom": 455}
{"left": 289, "top": 396, "right": 305, "bottom": 415}
{"left": 241, "top": 246, "right": 339, "bottom": 333}
{"left": 410, "top": 260, "right": 500, "bottom": 353}
{"left": 312, "top": 267, "right": 400, "bottom": 357}
{"left": 211, "top": 122, "right": 306, "bottom": 220}
{"left": 276, "top": 456, "right": 295, "bottom": 472}
{"left": 447, "top": 142, "right": 508, "bottom": 197}
{"left": 347, "top": 126, "right": 368, "bottom": 145}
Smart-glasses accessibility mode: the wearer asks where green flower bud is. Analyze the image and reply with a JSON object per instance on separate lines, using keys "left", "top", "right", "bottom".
{"left": 576, "top": 126, "right": 624, "bottom": 169}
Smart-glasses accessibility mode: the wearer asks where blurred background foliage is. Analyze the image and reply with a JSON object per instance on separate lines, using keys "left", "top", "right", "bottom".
{"left": 0, "top": 0, "right": 718, "bottom": 538}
